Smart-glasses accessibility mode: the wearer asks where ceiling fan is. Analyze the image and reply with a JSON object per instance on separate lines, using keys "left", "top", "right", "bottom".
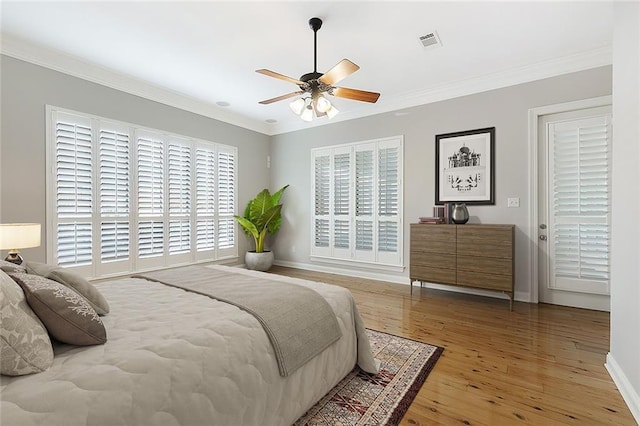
{"left": 256, "top": 17, "right": 380, "bottom": 121}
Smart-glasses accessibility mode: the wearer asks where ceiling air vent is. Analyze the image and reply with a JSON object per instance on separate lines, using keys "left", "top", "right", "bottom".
{"left": 418, "top": 31, "right": 441, "bottom": 49}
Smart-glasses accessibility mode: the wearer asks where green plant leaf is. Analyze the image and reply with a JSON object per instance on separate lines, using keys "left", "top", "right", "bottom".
{"left": 234, "top": 215, "right": 259, "bottom": 241}
{"left": 268, "top": 185, "right": 289, "bottom": 234}
{"left": 270, "top": 184, "right": 289, "bottom": 205}
{"left": 249, "top": 189, "right": 274, "bottom": 230}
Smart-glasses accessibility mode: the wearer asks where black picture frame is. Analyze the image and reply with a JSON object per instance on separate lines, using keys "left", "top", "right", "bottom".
{"left": 435, "top": 127, "right": 495, "bottom": 205}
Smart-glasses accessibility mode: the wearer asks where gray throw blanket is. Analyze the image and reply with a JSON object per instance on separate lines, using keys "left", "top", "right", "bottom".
{"left": 133, "top": 266, "right": 342, "bottom": 377}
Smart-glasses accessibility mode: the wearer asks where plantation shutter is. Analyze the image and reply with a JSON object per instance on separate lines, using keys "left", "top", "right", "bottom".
{"left": 354, "top": 145, "right": 375, "bottom": 262}
{"left": 333, "top": 148, "right": 352, "bottom": 256}
{"left": 548, "top": 114, "right": 611, "bottom": 294}
{"left": 98, "top": 124, "right": 130, "bottom": 271}
{"left": 137, "top": 132, "right": 164, "bottom": 260}
{"left": 54, "top": 112, "right": 93, "bottom": 269}
{"left": 195, "top": 145, "right": 216, "bottom": 257}
{"left": 47, "top": 107, "right": 238, "bottom": 277}
{"left": 312, "top": 151, "right": 331, "bottom": 257}
{"left": 377, "top": 142, "right": 400, "bottom": 263}
{"left": 217, "top": 148, "right": 236, "bottom": 255}
{"left": 168, "top": 140, "right": 191, "bottom": 257}
{"left": 310, "top": 136, "right": 403, "bottom": 267}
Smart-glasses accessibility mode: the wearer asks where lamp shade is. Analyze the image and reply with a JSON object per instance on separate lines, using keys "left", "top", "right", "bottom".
{"left": 315, "top": 95, "right": 332, "bottom": 113}
{"left": 0, "top": 223, "right": 42, "bottom": 250}
{"left": 289, "top": 98, "right": 306, "bottom": 115}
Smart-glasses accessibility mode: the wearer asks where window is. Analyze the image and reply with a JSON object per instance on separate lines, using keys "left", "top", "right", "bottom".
{"left": 311, "top": 136, "right": 403, "bottom": 268}
{"left": 47, "top": 107, "right": 237, "bottom": 278}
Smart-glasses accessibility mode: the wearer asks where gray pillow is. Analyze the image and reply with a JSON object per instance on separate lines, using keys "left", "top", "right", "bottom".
{"left": 0, "top": 259, "right": 27, "bottom": 274}
{"left": 48, "top": 269, "right": 109, "bottom": 315}
{"left": 25, "top": 261, "right": 110, "bottom": 315}
{"left": 25, "top": 261, "right": 58, "bottom": 277}
{"left": 0, "top": 270, "right": 54, "bottom": 376}
{"left": 9, "top": 273, "right": 107, "bottom": 346}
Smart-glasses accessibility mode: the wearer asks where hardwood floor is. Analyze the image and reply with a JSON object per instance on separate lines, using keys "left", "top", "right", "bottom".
{"left": 268, "top": 266, "right": 636, "bottom": 425}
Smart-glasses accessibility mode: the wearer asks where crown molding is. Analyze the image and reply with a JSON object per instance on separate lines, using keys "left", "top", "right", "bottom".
{"left": 2, "top": 34, "right": 611, "bottom": 136}
{"left": 0, "top": 34, "right": 271, "bottom": 135}
{"left": 269, "top": 45, "right": 612, "bottom": 135}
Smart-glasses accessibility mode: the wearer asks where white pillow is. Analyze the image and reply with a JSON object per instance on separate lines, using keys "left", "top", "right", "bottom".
{"left": 0, "top": 270, "right": 54, "bottom": 376}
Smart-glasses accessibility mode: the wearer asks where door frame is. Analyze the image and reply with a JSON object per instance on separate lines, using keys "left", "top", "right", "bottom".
{"left": 527, "top": 95, "right": 612, "bottom": 304}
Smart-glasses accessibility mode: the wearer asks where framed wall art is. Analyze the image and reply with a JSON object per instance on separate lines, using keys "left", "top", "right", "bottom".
{"left": 435, "top": 127, "right": 495, "bottom": 205}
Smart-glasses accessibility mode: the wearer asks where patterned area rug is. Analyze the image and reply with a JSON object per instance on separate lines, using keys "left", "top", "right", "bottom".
{"left": 295, "top": 329, "right": 444, "bottom": 426}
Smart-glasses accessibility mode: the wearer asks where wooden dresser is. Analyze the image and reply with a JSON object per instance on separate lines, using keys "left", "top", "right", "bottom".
{"left": 410, "top": 223, "right": 515, "bottom": 309}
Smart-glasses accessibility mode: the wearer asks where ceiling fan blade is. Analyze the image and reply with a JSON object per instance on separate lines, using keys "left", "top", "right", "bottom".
{"left": 319, "top": 59, "right": 360, "bottom": 86}
{"left": 332, "top": 87, "right": 380, "bottom": 103}
{"left": 256, "top": 69, "right": 305, "bottom": 86}
{"left": 258, "top": 91, "right": 304, "bottom": 105}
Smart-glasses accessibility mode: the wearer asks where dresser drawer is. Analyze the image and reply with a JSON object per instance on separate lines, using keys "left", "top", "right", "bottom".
{"left": 410, "top": 265, "right": 456, "bottom": 285}
{"left": 456, "top": 255, "right": 513, "bottom": 276}
{"left": 410, "top": 224, "right": 456, "bottom": 241}
{"left": 410, "top": 239, "right": 456, "bottom": 255}
{"left": 457, "top": 270, "right": 512, "bottom": 291}
{"left": 411, "top": 252, "right": 456, "bottom": 270}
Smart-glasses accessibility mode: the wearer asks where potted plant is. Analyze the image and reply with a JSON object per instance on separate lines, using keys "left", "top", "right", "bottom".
{"left": 234, "top": 185, "right": 289, "bottom": 271}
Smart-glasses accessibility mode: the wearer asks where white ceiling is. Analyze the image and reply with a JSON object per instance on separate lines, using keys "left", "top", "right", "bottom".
{"left": 1, "top": 1, "right": 613, "bottom": 135}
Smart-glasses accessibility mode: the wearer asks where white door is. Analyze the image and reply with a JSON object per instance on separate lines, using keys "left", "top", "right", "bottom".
{"left": 537, "top": 106, "right": 612, "bottom": 311}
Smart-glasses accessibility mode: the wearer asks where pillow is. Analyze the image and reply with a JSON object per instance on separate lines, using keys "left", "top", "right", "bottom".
{"left": 0, "top": 270, "right": 54, "bottom": 376}
{"left": 0, "top": 259, "right": 27, "bottom": 274}
{"left": 48, "top": 269, "right": 110, "bottom": 315}
{"left": 9, "top": 273, "right": 107, "bottom": 346}
{"left": 25, "top": 261, "right": 110, "bottom": 315}
{"left": 24, "top": 261, "right": 57, "bottom": 277}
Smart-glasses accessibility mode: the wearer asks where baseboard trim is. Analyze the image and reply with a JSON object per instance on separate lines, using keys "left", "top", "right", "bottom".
{"left": 273, "top": 260, "right": 531, "bottom": 303}
{"left": 605, "top": 353, "right": 640, "bottom": 423}
{"left": 273, "top": 260, "right": 408, "bottom": 285}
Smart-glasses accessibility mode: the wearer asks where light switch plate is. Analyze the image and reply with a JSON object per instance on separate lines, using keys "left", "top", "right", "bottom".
{"left": 507, "top": 197, "right": 520, "bottom": 208}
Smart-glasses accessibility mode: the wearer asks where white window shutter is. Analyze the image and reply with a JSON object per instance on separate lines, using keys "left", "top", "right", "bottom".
{"left": 169, "top": 220, "right": 191, "bottom": 254}
{"left": 57, "top": 222, "right": 92, "bottom": 267}
{"left": 312, "top": 152, "right": 331, "bottom": 255}
{"left": 99, "top": 128, "right": 130, "bottom": 216}
{"left": 137, "top": 134, "right": 164, "bottom": 217}
{"left": 48, "top": 107, "right": 239, "bottom": 276}
{"left": 54, "top": 112, "right": 93, "bottom": 268}
{"left": 549, "top": 114, "right": 611, "bottom": 294}
{"left": 310, "top": 136, "right": 403, "bottom": 267}
{"left": 138, "top": 221, "right": 164, "bottom": 258}
{"left": 195, "top": 146, "right": 216, "bottom": 254}
{"left": 99, "top": 125, "right": 130, "bottom": 267}
{"left": 217, "top": 149, "right": 236, "bottom": 254}
{"left": 100, "top": 221, "right": 130, "bottom": 262}
{"left": 333, "top": 150, "right": 351, "bottom": 255}
{"left": 167, "top": 140, "right": 192, "bottom": 260}
{"left": 354, "top": 145, "right": 375, "bottom": 262}
{"left": 378, "top": 145, "right": 400, "bottom": 253}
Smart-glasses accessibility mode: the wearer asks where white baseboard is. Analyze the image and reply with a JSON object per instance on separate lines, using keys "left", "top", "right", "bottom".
{"left": 605, "top": 353, "right": 640, "bottom": 423}
{"left": 273, "top": 259, "right": 531, "bottom": 303}
{"left": 273, "top": 259, "right": 408, "bottom": 285}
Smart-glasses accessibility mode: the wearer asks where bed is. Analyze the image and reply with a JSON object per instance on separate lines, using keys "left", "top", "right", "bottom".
{"left": 0, "top": 265, "right": 378, "bottom": 426}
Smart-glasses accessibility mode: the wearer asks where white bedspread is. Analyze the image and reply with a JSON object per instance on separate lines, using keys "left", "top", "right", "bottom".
{"left": 0, "top": 266, "right": 378, "bottom": 426}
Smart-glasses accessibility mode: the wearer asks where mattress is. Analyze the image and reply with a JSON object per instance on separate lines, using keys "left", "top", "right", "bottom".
{"left": 0, "top": 266, "right": 377, "bottom": 426}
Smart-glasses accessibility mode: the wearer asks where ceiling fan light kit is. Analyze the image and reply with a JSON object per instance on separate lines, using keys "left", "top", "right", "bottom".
{"left": 257, "top": 17, "right": 380, "bottom": 122}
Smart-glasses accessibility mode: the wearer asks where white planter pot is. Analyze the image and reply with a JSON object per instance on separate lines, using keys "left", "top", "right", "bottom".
{"left": 245, "top": 251, "right": 274, "bottom": 271}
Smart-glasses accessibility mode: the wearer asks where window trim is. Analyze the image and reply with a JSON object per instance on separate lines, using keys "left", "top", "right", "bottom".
{"left": 45, "top": 105, "right": 238, "bottom": 279}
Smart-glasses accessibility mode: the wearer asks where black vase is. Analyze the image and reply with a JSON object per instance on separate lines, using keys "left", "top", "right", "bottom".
{"left": 451, "top": 203, "right": 469, "bottom": 224}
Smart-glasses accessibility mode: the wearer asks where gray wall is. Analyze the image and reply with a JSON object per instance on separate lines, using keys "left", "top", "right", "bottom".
{"left": 0, "top": 55, "right": 271, "bottom": 262}
{"left": 609, "top": 2, "right": 640, "bottom": 421}
{"left": 270, "top": 66, "right": 612, "bottom": 301}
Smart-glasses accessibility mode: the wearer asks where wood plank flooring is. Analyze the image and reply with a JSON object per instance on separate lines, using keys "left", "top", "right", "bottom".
{"left": 267, "top": 266, "right": 636, "bottom": 425}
